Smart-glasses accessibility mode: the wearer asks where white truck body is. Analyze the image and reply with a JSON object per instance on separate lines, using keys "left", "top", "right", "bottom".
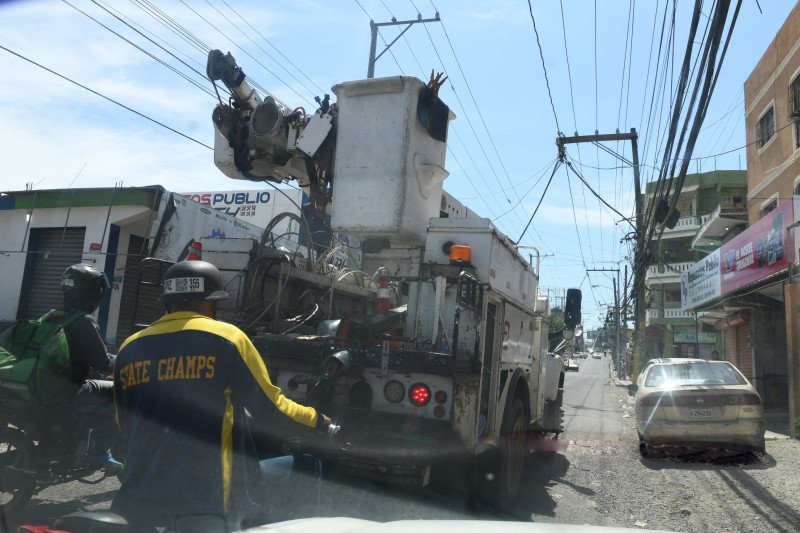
{"left": 201, "top": 54, "right": 575, "bottom": 497}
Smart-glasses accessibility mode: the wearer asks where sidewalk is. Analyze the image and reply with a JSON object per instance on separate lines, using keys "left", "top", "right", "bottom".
{"left": 764, "top": 407, "right": 792, "bottom": 440}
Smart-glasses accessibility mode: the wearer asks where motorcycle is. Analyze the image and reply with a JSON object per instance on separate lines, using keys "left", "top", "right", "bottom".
{"left": 0, "top": 379, "right": 120, "bottom": 513}
{"left": 15, "top": 355, "right": 347, "bottom": 532}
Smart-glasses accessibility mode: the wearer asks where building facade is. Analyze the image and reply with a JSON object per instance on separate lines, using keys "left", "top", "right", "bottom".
{"left": 0, "top": 186, "right": 305, "bottom": 349}
{"left": 643, "top": 171, "right": 747, "bottom": 360}
{"left": 739, "top": 2, "right": 800, "bottom": 432}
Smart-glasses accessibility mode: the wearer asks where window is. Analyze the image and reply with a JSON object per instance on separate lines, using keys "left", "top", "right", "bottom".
{"left": 645, "top": 362, "right": 747, "bottom": 388}
{"left": 757, "top": 106, "right": 776, "bottom": 149}
{"left": 790, "top": 75, "right": 800, "bottom": 120}
{"left": 759, "top": 198, "right": 777, "bottom": 219}
{"left": 795, "top": 120, "right": 800, "bottom": 151}
{"left": 721, "top": 195, "right": 743, "bottom": 205}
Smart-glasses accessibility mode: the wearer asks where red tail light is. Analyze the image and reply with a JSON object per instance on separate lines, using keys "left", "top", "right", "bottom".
{"left": 409, "top": 384, "right": 431, "bottom": 406}
{"left": 740, "top": 393, "right": 762, "bottom": 405}
{"left": 435, "top": 390, "right": 448, "bottom": 404}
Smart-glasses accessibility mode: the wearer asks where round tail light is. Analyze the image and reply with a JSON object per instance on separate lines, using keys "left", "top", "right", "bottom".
{"left": 435, "top": 390, "right": 448, "bottom": 404}
{"left": 433, "top": 405, "right": 446, "bottom": 418}
{"left": 409, "top": 383, "right": 431, "bottom": 406}
{"left": 384, "top": 380, "right": 405, "bottom": 403}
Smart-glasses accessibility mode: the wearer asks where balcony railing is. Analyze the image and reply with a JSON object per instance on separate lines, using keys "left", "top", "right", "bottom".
{"left": 646, "top": 306, "right": 694, "bottom": 322}
{"left": 662, "top": 214, "right": 710, "bottom": 234}
{"left": 646, "top": 261, "right": 694, "bottom": 277}
{"left": 663, "top": 308, "right": 694, "bottom": 319}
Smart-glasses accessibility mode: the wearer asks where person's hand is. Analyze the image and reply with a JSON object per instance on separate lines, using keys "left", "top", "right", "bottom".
{"left": 320, "top": 414, "right": 332, "bottom": 428}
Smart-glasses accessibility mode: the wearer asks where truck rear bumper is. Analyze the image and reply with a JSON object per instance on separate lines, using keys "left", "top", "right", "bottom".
{"left": 281, "top": 423, "right": 471, "bottom": 487}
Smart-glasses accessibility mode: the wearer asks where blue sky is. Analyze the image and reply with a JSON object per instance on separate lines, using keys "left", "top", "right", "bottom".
{"left": 0, "top": 0, "right": 796, "bottom": 328}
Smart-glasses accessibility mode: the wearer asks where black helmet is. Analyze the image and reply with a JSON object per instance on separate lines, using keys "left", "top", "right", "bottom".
{"left": 160, "top": 260, "right": 229, "bottom": 304}
{"left": 62, "top": 264, "right": 111, "bottom": 313}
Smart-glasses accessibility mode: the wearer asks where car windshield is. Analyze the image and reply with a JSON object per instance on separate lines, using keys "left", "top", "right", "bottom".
{"left": 645, "top": 362, "right": 747, "bottom": 388}
{"left": 2, "top": 1, "right": 800, "bottom": 532}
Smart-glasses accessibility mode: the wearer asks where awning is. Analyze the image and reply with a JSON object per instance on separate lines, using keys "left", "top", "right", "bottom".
{"left": 694, "top": 270, "right": 787, "bottom": 325}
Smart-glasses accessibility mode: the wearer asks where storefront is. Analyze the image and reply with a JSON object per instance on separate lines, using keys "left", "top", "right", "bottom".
{"left": 682, "top": 199, "right": 793, "bottom": 410}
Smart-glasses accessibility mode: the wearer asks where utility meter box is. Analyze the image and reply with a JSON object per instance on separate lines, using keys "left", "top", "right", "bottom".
{"left": 331, "top": 76, "right": 454, "bottom": 246}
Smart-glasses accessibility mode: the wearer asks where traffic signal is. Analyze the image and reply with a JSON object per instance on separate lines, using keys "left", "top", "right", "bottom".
{"left": 564, "top": 288, "right": 582, "bottom": 330}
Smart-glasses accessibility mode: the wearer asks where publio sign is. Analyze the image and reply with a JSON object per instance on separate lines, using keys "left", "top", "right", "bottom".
{"left": 681, "top": 249, "right": 721, "bottom": 311}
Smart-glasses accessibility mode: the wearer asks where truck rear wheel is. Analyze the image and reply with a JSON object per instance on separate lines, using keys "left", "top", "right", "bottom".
{"left": 499, "top": 399, "right": 527, "bottom": 502}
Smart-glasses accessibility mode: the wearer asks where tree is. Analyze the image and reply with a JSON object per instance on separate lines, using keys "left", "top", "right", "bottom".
{"left": 549, "top": 307, "right": 565, "bottom": 332}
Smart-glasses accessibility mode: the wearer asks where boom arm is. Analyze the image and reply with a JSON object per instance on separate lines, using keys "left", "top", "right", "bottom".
{"left": 206, "top": 50, "right": 336, "bottom": 192}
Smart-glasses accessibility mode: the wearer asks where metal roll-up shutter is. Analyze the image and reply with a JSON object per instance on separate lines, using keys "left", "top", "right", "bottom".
{"left": 737, "top": 324, "right": 753, "bottom": 380}
{"left": 24, "top": 227, "right": 86, "bottom": 319}
{"left": 116, "top": 235, "right": 165, "bottom": 345}
{"left": 724, "top": 327, "right": 737, "bottom": 362}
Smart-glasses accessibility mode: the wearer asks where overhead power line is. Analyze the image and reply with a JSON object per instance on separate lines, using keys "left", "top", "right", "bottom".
{"left": 515, "top": 160, "right": 562, "bottom": 244}
{"left": 526, "top": 0, "right": 562, "bottom": 135}
{"left": 180, "top": 0, "right": 313, "bottom": 106}
{"left": 564, "top": 157, "right": 635, "bottom": 230}
{"left": 65, "top": 0, "right": 217, "bottom": 99}
{"left": 219, "top": 0, "right": 326, "bottom": 95}
{"left": 428, "top": 0, "right": 523, "bottom": 202}
{"left": 0, "top": 44, "right": 212, "bottom": 150}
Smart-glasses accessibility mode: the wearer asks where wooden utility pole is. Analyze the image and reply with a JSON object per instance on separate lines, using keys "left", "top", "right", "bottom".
{"left": 557, "top": 129, "right": 644, "bottom": 381}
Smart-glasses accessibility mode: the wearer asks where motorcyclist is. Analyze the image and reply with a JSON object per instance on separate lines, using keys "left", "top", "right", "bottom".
{"left": 61, "top": 264, "right": 115, "bottom": 384}
{"left": 112, "top": 260, "right": 333, "bottom": 531}
{"left": 57, "top": 264, "right": 117, "bottom": 466}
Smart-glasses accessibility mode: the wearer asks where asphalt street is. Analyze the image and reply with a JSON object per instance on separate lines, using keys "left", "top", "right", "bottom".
{"left": 4, "top": 354, "right": 800, "bottom": 532}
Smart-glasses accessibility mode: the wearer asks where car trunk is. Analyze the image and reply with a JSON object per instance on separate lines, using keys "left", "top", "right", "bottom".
{"left": 656, "top": 385, "right": 755, "bottom": 422}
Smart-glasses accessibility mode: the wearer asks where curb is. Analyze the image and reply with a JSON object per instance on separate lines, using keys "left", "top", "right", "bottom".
{"left": 764, "top": 430, "right": 791, "bottom": 441}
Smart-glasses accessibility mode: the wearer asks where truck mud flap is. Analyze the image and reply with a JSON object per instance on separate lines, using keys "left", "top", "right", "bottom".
{"left": 334, "top": 457, "right": 431, "bottom": 488}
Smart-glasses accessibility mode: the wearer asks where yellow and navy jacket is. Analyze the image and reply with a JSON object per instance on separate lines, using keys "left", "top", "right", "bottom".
{"left": 112, "top": 311, "right": 318, "bottom": 519}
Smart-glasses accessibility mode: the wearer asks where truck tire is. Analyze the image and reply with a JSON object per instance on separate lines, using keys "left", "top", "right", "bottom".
{"left": 498, "top": 399, "right": 527, "bottom": 503}
{"left": 0, "top": 427, "right": 36, "bottom": 513}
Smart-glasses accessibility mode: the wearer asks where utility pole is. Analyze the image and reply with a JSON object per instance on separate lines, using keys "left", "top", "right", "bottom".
{"left": 613, "top": 276, "right": 621, "bottom": 376}
{"left": 630, "top": 132, "right": 645, "bottom": 383}
{"left": 558, "top": 129, "right": 644, "bottom": 381}
{"left": 367, "top": 14, "right": 441, "bottom": 78}
{"left": 624, "top": 263, "right": 629, "bottom": 378}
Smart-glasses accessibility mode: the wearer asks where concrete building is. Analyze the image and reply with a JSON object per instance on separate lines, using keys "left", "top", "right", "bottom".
{"left": 0, "top": 186, "right": 304, "bottom": 348}
{"left": 734, "top": 1, "right": 800, "bottom": 432}
{"left": 643, "top": 171, "right": 748, "bottom": 361}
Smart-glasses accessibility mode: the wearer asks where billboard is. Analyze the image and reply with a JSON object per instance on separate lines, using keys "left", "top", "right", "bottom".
{"left": 681, "top": 249, "right": 721, "bottom": 310}
{"left": 720, "top": 199, "right": 793, "bottom": 294}
{"left": 148, "top": 192, "right": 264, "bottom": 263}
{"left": 182, "top": 188, "right": 304, "bottom": 236}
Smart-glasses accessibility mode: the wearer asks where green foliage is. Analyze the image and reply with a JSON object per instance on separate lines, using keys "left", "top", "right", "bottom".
{"left": 549, "top": 311, "right": 564, "bottom": 332}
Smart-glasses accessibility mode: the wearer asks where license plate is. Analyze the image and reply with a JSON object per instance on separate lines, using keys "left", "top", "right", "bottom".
{"left": 689, "top": 408, "right": 713, "bottom": 418}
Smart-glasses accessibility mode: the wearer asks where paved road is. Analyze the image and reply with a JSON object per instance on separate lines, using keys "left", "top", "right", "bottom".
{"left": 4, "top": 354, "right": 800, "bottom": 532}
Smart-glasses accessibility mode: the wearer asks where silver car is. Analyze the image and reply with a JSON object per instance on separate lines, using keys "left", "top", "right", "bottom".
{"left": 635, "top": 360, "right": 765, "bottom": 454}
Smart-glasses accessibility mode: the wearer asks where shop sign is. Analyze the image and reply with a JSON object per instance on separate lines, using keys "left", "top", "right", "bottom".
{"left": 720, "top": 200, "right": 793, "bottom": 294}
{"left": 182, "top": 189, "right": 303, "bottom": 229}
{"left": 673, "top": 329, "right": 718, "bottom": 344}
{"left": 681, "top": 248, "right": 721, "bottom": 310}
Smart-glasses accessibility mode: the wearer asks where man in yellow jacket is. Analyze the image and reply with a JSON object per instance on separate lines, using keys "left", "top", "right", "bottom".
{"left": 112, "top": 260, "right": 331, "bottom": 530}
